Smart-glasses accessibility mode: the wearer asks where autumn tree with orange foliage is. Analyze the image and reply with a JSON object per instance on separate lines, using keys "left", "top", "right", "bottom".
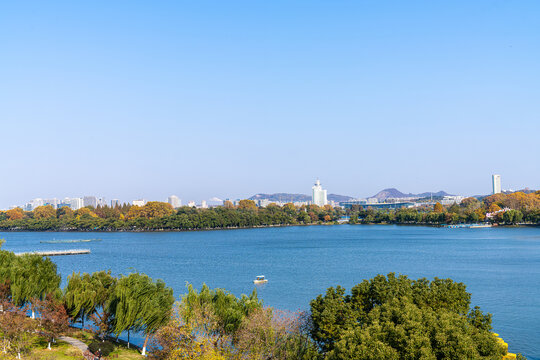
{"left": 5, "top": 208, "right": 24, "bottom": 220}
{"left": 484, "top": 192, "right": 540, "bottom": 211}
{"left": 488, "top": 203, "right": 501, "bottom": 213}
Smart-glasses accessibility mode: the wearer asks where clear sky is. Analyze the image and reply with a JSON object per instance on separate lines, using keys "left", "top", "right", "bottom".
{"left": 1, "top": 1, "right": 539, "bottom": 208}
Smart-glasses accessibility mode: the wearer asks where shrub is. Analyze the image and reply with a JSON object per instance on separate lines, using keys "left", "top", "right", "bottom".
{"left": 88, "top": 341, "right": 116, "bottom": 357}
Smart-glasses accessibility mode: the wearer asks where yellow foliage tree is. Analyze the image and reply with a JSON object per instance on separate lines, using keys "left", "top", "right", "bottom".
{"left": 475, "top": 208, "right": 486, "bottom": 221}
{"left": 433, "top": 202, "right": 444, "bottom": 213}
{"left": 488, "top": 203, "right": 501, "bottom": 213}
{"left": 33, "top": 205, "right": 56, "bottom": 219}
{"left": 5, "top": 208, "right": 24, "bottom": 220}
{"left": 75, "top": 207, "right": 98, "bottom": 218}
{"left": 143, "top": 202, "right": 174, "bottom": 219}
{"left": 127, "top": 202, "right": 174, "bottom": 219}
{"left": 237, "top": 200, "right": 257, "bottom": 211}
{"left": 127, "top": 206, "right": 144, "bottom": 219}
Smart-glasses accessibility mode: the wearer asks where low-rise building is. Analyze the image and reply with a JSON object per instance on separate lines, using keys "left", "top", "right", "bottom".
{"left": 132, "top": 199, "right": 147, "bottom": 206}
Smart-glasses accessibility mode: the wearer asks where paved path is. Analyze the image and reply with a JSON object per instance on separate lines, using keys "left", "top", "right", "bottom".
{"left": 59, "top": 335, "right": 89, "bottom": 352}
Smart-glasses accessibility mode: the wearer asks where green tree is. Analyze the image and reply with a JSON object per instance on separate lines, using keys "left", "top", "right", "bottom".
{"left": 309, "top": 273, "right": 506, "bottom": 360}
{"left": 9, "top": 254, "right": 61, "bottom": 318}
{"left": 64, "top": 271, "right": 117, "bottom": 332}
{"left": 180, "top": 283, "right": 262, "bottom": 338}
{"left": 110, "top": 272, "right": 174, "bottom": 355}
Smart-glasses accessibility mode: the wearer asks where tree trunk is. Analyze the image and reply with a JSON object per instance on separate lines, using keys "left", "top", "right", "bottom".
{"left": 31, "top": 309, "right": 35, "bottom": 319}
{"left": 81, "top": 310, "right": 84, "bottom": 328}
{"left": 142, "top": 334, "right": 149, "bottom": 356}
{"left": 48, "top": 341, "right": 51, "bottom": 350}
{"left": 127, "top": 330, "right": 130, "bottom": 348}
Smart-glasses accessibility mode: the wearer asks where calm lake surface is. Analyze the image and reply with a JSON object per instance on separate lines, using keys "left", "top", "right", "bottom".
{"left": 1, "top": 225, "right": 539, "bottom": 359}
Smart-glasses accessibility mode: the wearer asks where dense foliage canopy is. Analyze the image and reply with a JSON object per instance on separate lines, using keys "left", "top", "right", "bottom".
{"left": 347, "top": 191, "right": 540, "bottom": 225}
{"left": 0, "top": 202, "right": 344, "bottom": 231}
{"left": 310, "top": 273, "right": 508, "bottom": 360}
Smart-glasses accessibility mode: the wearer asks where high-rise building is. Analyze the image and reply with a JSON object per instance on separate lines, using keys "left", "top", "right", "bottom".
{"left": 43, "top": 198, "right": 60, "bottom": 209}
{"left": 111, "top": 199, "right": 121, "bottom": 207}
{"left": 492, "top": 174, "right": 502, "bottom": 194}
{"left": 312, "top": 179, "right": 328, "bottom": 207}
{"left": 167, "top": 195, "right": 181, "bottom": 208}
{"left": 70, "top": 198, "right": 84, "bottom": 210}
{"left": 83, "top": 196, "right": 98, "bottom": 208}
{"left": 187, "top": 201, "right": 196, "bottom": 207}
{"left": 201, "top": 200, "right": 208, "bottom": 209}
{"left": 24, "top": 198, "right": 44, "bottom": 211}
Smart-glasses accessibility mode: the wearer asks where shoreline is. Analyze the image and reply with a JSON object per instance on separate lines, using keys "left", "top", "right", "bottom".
{"left": 0, "top": 222, "right": 537, "bottom": 233}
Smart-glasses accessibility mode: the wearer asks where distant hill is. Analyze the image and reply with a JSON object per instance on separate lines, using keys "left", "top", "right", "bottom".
{"left": 327, "top": 193, "right": 355, "bottom": 202}
{"left": 249, "top": 193, "right": 354, "bottom": 203}
{"left": 371, "top": 188, "right": 453, "bottom": 200}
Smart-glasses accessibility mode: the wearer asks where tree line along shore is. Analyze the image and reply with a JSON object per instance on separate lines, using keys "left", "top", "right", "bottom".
{"left": 0, "top": 191, "right": 538, "bottom": 232}
{"left": 0, "top": 239, "right": 526, "bottom": 359}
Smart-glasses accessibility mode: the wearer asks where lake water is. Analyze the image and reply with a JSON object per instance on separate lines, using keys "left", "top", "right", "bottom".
{"left": 1, "top": 225, "right": 539, "bottom": 359}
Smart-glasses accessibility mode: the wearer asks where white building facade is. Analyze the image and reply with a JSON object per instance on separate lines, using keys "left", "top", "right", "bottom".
{"left": 167, "top": 195, "right": 182, "bottom": 208}
{"left": 312, "top": 179, "right": 328, "bottom": 207}
{"left": 492, "top": 174, "right": 502, "bottom": 194}
{"left": 132, "top": 199, "right": 147, "bottom": 206}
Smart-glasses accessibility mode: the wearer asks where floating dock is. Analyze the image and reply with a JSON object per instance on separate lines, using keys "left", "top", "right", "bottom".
{"left": 446, "top": 224, "right": 493, "bottom": 229}
{"left": 15, "top": 249, "right": 91, "bottom": 256}
{"left": 40, "top": 239, "right": 102, "bottom": 244}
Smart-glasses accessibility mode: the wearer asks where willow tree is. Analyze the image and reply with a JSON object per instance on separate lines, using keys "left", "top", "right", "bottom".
{"left": 110, "top": 272, "right": 174, "bottom": 355}
{"left": 9, "top": 254, "right": 61, "bottom": 318}
{"left": 0, "top": 248, "right": 16, "bottom": 301}
{"left": 181, "top": 283, "right": 262, "bottom": 338}
{"left": 64, "top": 270, "right": 116, "bottom": 330}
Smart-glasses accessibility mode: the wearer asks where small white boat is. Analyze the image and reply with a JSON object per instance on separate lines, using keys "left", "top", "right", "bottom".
{"left": 253, "top": 275, "right": 268, "bottom": 284}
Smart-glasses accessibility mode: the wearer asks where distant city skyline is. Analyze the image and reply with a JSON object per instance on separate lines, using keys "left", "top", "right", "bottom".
{"left": 1, "top": 1, "right": 538, "bottom": 209}
{"left": 6, "top": 173, "right": 534, "bottom": 210}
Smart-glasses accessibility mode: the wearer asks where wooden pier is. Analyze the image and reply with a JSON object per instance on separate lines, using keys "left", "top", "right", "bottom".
{"left": 15, "top": 249, "right": 91, "bottom": 256}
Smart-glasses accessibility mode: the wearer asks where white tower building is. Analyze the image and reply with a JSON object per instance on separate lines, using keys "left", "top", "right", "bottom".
{"left": 70, "top": 198, "right": 84, "bottom": 210}
{"left": 312, "top": 179, "right": 328, "bottom": 207}
{"left": 168, "top": 195, "right": 182, "bottom": 208}
{"left": 492, "top": 174, "right": 502, "bottom": 194}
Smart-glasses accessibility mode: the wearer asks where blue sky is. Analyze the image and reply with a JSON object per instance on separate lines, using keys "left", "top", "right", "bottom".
{"left": 1, "top": 1, "right": 539, "bottom": 207}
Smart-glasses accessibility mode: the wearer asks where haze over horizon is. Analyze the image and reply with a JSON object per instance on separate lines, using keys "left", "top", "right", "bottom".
{"left": 1, "top": 1, "right": 539, "bottom": 208}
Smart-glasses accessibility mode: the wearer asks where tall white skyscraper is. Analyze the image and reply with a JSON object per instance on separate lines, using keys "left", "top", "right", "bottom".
{"left": 69, "top": 198, "right": 84, "bottom": 210}
{"left": 312, "top": 179, "right": 328, "bottom": 207}
{"left": 83, "top": 196, "right": 98, "bottom": 208}
{"left": 492, "top": 174, "right": 502, "bottom": 194}
{"left": 167, "top": 195, "right": 182, "bottom": 208}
